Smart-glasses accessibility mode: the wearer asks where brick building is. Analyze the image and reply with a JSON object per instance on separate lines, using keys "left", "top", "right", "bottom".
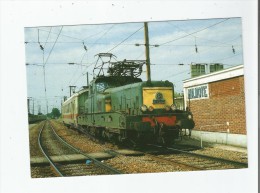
{"left": 183, "top": 65, "right": 247, "bottom": 147}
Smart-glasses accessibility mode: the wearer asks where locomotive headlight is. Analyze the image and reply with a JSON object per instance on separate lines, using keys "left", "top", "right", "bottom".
{"left": 171, "top": 104, "right": 177, "bottom": 111}
{"left": 165, "top": 105, "right": 171, "bottom": 111}
{"left": 188, "top": 114, "right": 192, "bottom": 119}
{"left": 140, "top": 105, "right": 148, "bottom": 112}
{"left": 148, "top": 106, "right": 154, "bottom": 112}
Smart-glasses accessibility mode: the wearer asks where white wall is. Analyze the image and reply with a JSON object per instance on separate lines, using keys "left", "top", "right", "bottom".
{"left": 191, "top": 130, "right": 247, "bottom": 148}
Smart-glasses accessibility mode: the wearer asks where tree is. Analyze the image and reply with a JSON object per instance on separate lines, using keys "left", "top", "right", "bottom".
{"left": 174, "top": 91, "right": 183, "bottom": 98}
{"left": 51, "top": 108, "right": 61, "bottom": 118}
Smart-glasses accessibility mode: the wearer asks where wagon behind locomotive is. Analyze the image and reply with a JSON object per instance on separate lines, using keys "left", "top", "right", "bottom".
{"left": 62, "top": 88, "right": 88, "bottom": 127}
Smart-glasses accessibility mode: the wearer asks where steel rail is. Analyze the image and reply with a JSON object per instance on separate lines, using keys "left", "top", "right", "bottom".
{"left": 144, "top": 153, "right": 205, "bottom": 170}
{"left": 104, "top": 149, "right": 204, "bottom": 170}
{"left": 48, "top": 121, "right": 122, "bottom": 174}
{"left": 149, "top": 144, "right": 248, "bottom": 168}
{"left": 38, "top": 121, "right": 64, "bottom": 177}
{"left": 77, "top": 125, "right": 103, "bottom": 143}
{"left": 166, "top": 146, "right": 248, "bottom": 167}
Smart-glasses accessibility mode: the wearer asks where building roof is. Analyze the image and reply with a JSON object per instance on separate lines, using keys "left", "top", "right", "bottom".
{"left": 183, "top": 65, "right": 243, "bottom": 88}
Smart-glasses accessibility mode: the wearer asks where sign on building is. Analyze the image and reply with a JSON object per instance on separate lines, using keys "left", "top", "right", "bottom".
{"left": 187, "top": 84, "right": 209, "bottom": 100}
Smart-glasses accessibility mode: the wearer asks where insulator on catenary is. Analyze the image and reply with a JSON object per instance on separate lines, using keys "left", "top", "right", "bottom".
{"left": 82, "top": 42, "right": 87, "bottom": 51}
{"left": 232, "top": 45, "right": 235, "bottom": 54}
{"left": 195, "top": 45, "right": 198, "bottom": 53}
{"left": 39, "top": 44, "right": 44, "bottom": 51}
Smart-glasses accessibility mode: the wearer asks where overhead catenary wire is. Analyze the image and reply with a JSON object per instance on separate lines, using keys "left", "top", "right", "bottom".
{"left": 24, "top": 41, "right": 242, "bottom": 48}
{"left": 194, "top": 37, "right": 198, "bottom": 53}
{"left": 40, "top": 24, "right": 116, "bottom": 91}
{"left": 171, "top": 34, "right": 243, "bottom": 65}
{"left": 42, "top": 26, "right": 63, "bottom": 114}
{"left": 68, "top": 25, "right": 143, "bottom": 87}
{"left": 44, "top": 26, "right": 63, "bottom": 66}
{"left": 134, "top": 36, "right": 241, "bottom": 62}
{"left": 26, "top": 19, "right": 243, "bottom": 111}
{"left": 27, "top": 62, "right": 93, "bottom": 65}
{"left": 133, "top": 18, "right": 230, "bottom": 63}
{"left": 210, "top": 53, "right": 242, "bottom": 63}
{"left": 43, "top": 27, "right": 52, "bottom": 48}
{"left": 65, "top": 25, "right": 116, "bottom": 88}
{"left": 27, "top": 19, "right": 239, "bottom": 67}
{"left": 161, "top": 54, "right": 241, "bottom": 89}
{"left": 166, "top": 20, "right": 236, "bottom": 47}
{"left": 42, "top": 49, "right": 48, "bottom": 114}
{"left": 79, "top": 24, "right": 115, "bottom": 65}
{"left": 37, "top": 28, "right": 49, "bottom": 114}
{"left": 38, "top": 28, "right": 83, "bottom": 41}
{"left": 106, "top": 25, "right": 144, "bottom": 53}
{"left": 37, "top": 25, "right": 115, "bottom": 42}
{"left": 132, "top": 19, "right": 240, "bottom": 85}
{"left": 159, "top": 18, "right": 230, "bottom": 46}
{"left": 68, "top": 63, "right": 93, "bottom": 86}
{"left": 82, "top": 25, "right": 115, "bottom": 41}
{"left": 79, "top": 25, "right": 116, "bottom": 69}
{"left": 164, "top": 69, "right": 190, "bottom": 79}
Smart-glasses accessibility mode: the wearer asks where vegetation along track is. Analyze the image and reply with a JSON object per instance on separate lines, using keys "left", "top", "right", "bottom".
{"left": 38, "top": 120, "right": 122, "bottom": 177}
{"left": 147, "top": 144, "right": 248, "bottom": 170}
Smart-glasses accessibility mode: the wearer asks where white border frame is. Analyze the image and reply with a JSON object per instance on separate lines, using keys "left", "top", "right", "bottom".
{"left": 0, "top": 1, "right": 258, "bottom": 193}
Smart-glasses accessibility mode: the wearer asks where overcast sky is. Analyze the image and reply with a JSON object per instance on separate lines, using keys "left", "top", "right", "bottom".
{"left": 24, "top": 17, "right": 243, "bottom": 114}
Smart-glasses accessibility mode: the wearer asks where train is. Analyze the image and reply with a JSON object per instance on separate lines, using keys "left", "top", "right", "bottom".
{"left": 28, "top": 114, "right": 46, "bottom": 124}
{"left": 62, "top": 53, "right": 195, "bottom": 145}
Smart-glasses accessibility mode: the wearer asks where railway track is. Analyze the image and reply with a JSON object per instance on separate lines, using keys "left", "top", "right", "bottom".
{"left": 38, "top": 120, "right": 122, "bottom": 177}
{"left": 104, "top": 149, "right": 200, "bottom": 171}
{"left": 64, "top": 124, "right": 247, "bottom": 172}
{"left": 53, "top": 128, "right": 198, "bottom": 173}
{"left": 33, "top": 120, "right": 247, "bottom": 175}
{"left": 147, "top": 144, "right": 248, "bottom": 170}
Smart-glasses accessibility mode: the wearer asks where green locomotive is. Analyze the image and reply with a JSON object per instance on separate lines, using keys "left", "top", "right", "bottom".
{"left": 62, "top": 53, "right": 195, "bottom": 144}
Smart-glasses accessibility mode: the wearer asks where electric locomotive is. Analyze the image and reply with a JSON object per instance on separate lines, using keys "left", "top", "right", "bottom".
{"left": 62, "top": 53, "right": 195, "bottom": 144}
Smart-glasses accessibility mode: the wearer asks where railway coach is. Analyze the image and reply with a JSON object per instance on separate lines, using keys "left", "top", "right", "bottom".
{"left": 62, "top": 88, "right": 88, "bottom": 127}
